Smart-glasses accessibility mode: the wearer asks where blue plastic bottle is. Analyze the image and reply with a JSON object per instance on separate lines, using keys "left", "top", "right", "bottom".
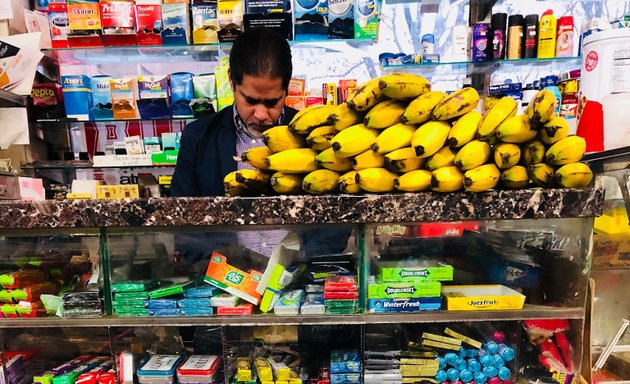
{"left": 543, "top": 75, "right": 562, "bottom": 115}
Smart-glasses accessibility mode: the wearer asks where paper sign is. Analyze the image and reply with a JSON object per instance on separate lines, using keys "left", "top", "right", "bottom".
{"left": 0, "top": 2, "right": 14, "bottom": 20}
{"left": 0, "top": 107, "right": 29, "bottom": 147}
{"left": 0, "top": 33, "right": 44, "bottom": 96}
{"left": 24, "top": 10, "right": 53, "bottom": 49}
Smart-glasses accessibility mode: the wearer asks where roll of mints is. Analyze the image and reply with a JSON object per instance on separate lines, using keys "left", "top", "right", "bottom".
{"left": 468, "top": 349, "right": 480, "bottom": 358}
{"left": 483, "top": 366, "right": 498, "bottom": 378}
{"left": 492, "top": 331, "right": 506, "bottom": 344}
{"left": 498, "top": 367, "right": 511, "bottom": 381}
{"left": 436, "top": 370, "right": 448, "bottom": 382}
{"left": 498, "top": 345, "right": 516, "bottom": 362}
{"left": 460, "top": 369, "right": 474, "bottom": 383}
{"left": 474, "top": 372, "right": 488, "bottom": 384}
{"left": 460, "top": 348, "right": 469, "bottom": 359}
{"left": 484, "top": 341, "right": 499, "bottom": 355}
{"left": 447, "top": 368, "right": 460, "bottom": 382}
{"left": 445, "top": 352, "right": 459, "bottom": 366}
{"left": 492, "top": 354, "right": 505, "bottom": 367}
{"left": 455, "top": 358, "right": 467, "bottom": 371}
{"left": 468, "top": 359, "right": 482, "bottom": 373}
{"left": 437, "top": 357, "right": 446, "bottom": 370}
{"left": 479, "top": 354, "right": 494, "bottom": 367}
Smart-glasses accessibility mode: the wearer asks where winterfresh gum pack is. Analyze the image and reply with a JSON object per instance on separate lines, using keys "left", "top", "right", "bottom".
{"left": 176, "top": 355, "right": 222, "bottom": 384}
{"left": 376, "top": 260, "right": 454, "bottom": 282}
{"left": 367, "top": 297, "right": 442, "bottom": 313}
{"left": 137, "top": 355, "right": 184, "bottom": 384}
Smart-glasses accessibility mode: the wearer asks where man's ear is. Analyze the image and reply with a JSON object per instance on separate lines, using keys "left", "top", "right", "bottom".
{"left": 228, "top": 69, "right": 235, "bottom": 92}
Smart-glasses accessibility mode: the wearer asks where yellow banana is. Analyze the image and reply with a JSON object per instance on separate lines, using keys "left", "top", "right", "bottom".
{"left": 412, "top": 121, "right": 451, "bottom": 158}
{"left": 352, "top": 150, "right": 385, "bottom": 170}
{"left": 448, "top": 110, "right": 482, "bottom": 148}
{"left": 315, "top": 147, "right": 353, "bottom": 172}
{"left": 263, "top": 125, "right": 306, "bottom": 153}
{"left": 384, "top": 147, "right": 424, "bottom": 173}
{"left": 364, "top": 99, "right": 407, "bottom": 129}
{"left": 327, "top": 102, "right": 363, "bottom": 131}
{"left": 432, "top": 87, "right": 480, "bottom": 121}
{"left": 425, "top": 146, "right": 457, "bottom": 171}
{"left": 302, "top": 169, "right": 340, "bottom": 194}
{"left": 331, "top": 124, "right": 379, "bottom": 158}
{"left": 372, "top": 123, "right": 416, "bottom": 154}
{"left": 454, "top": 140, "right": 491, "bottom": 171}
{"left": 545, "top": 135, "right": 586, "bottom": 165}
{"left": 477, "top": 96, "right": 518, "bottom": 140}
{"left": 394, "top": 170, "right": 432, "bottom": 192}
{"left": 540, "top": 116, "right": 570, "bottom": 145}
{"left": 401, "top": 90, "right": 447, "bottom": 125}
{"left": 555, "top": 162, "right": 593, "bottom": 188}
{"left": 500, "top": 165, "right": 530, "bottom": 189}
{"left": 270, "top": 172, "right": 303, "bottom": 194}
{"left": 346, "top": 77, "right": 384, "bottom": 112}
{"left": 495, "top": 115, "right": 537, "bottom": 144}
{"left": 288, "top": 104, "right": 337, "bottom": 134}
{"left": 378, "top": 73, "right": 431, "bottom": 100}
{"left": 525, "top": 89, "right": 558, "bottom": 126}
{"left": 431, "top": 166, "right": 464, "bottom": 192}
{"left": 463, "top": 164, "right": 501, "bottom": 192}
{"left": 355, "top": 168, "right": 398, "bottom": 193}
{"left": 306, "top": 125, "right": 337, "bottom": 151}
{"left": 339, "top": 171, "right": 361, "bottom": 194}
{"left": 527, "top": 163, "right": 555, "bottom": 187}
{"left": 265, "top": 148, "right": 318, "bottom": 173}
{"left": 521, "top": 140, "right": 546, "bottom": 165}
{"left": 493, "top": 143, "right": 521, "bottom": 169}
{"left": 224, "top": 169, "right": 270, "bottom": 196}
{"left": 237, "top": 146, "right": 273, "bottom": 170}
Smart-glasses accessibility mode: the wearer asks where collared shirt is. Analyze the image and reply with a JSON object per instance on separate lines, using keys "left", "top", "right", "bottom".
{"left": 234, "top": 106, "right": 289, "bottom": 257}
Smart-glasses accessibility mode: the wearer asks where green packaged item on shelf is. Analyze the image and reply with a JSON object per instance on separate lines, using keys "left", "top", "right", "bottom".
{"left": 115, "top": 308, "right": 149, "bottom": 316}
{"left": 112, "top": 280, "right": 159, "bottom": 293}
{"left": 148, "top": 281, "right": 193, "bottom": 299}
{"left": 114, "top": 292, "right": 149, "bottom": 300}
{"left": 113, "top": 301, "right": 146, "bottom": 310}
{"left": 368, "top": 279, "right": 441, "bottom": 299}
{"left": 325, "top": 299, "right": 359, "bottom": 314}
{"left": 376, "top": 260, "right": 453, "bottom": 282}
{"left": 34, "top": 372, "right": 54, "bottom": 384}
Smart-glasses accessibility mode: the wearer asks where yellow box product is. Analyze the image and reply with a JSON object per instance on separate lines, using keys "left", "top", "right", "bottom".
{"left": 443, "top": 327, "right": 482, "bottom": 349}
{"left": 422, "top": 339, "right": 460, "bottom": 351}
{"left": 399, "top": 359, "right": 440, "bottom": 366}
{"left": 204, "top": 250, "right": 263, "bottom": 305}
{"left": 254, "top": 358, "right": 273, "bottom": 382}
{"left": 442, "top": 285, "right": 526, "bottom": 311}
{"left": 400, "top": 365, "right": 439, "bottom": 377}
{"left": 593, "top": 233, "right": 630, "bottom": 267}
{"left": 67, "top": 1, "right": 101, "bottom": 30}
{"left": 236, "top": 357, "right": 252, "bottom": 382}
{"left": 96, "top": 185, "right": 120, "bottom": 199}
{"left": 402, "top": 378, "right": 437, "bottom": 384}
{"left": 275, "top": 381, "right": 289, "bottom": 384}
{"left": 324, "top": 83, "right": 337, "bottom": 105}
{"left": 262, "top": 381, "right": 274, "bottom": 384}
{"left": 268, "top": 359, "right": 290, "bottom": 381}
{"left": 422, "top": 332, "right": 462, "bottom": 346}
{"left": 119, "top": 185, "right": 140, "bottom": 198}
{"left": 66, "top": 193, "right": 94, "bottom": 200}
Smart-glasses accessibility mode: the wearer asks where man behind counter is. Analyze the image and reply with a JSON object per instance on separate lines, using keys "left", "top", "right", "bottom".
{"left": 170, "top": 27, "right": 350, "bottom": 262}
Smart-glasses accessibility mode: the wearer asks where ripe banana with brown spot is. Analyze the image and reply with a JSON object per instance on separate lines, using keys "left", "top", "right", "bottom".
{"left": 378, "top": 73, "right": 431, "bottom": 100}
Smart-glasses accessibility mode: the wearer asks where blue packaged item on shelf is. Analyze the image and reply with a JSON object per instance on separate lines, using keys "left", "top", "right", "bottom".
{"left": 161, "top": 3, "right": 190, "bottom": 45}
{"left": 178, "top": 298, "right": 212, "bottom": 308}
{"left": 330, "top": 373, "right": 360, "bottom": 384}
{"left": 149, "top": 308, "right": 180, "bottom": 316}
{"left": 138, "top": 75, "right": 170, "bottom": 120}
{"left": 90, "top": 75, "right": 113, "bottom": 120}
{"left": 368, "top": 297, "right": 442, "bottom": 313}
{"left": 61, "top": 75, "right": 92, "bottom": 121}
{"left": 330, "top": 350, "right": 361, "bottom": 373}
{"left": 184, "top": 286, "right": 219, "bottom": 298}
{"left": 145, "top": 299, "right": 178, "bottom": 309}
{"left": 169, "top": 73, "right": 194, "bottom": 118}
{"left": 137, "top": 355, "right": 184, "bottom": 384}
{"left": 179, "top": 307, "right": 214, "bottom": 316}
{"left": 294, "top": 0, "right": 328, "bottom": 40}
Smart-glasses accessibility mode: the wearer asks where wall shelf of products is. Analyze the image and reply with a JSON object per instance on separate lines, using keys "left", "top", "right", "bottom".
{"left": 21, "top": 161, "right": 176, "bottom": 171}
{"left": 32, "top": 117, "right": 194, "bottom": 125}
{"left": 381, "top": 56, "right": 583, "bottom": 75}
{"left": 0, "top": 306, "right": 585, "bottom": 329}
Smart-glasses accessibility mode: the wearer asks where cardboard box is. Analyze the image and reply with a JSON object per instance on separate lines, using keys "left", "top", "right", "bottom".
{"left": 353, "top": 0, "right": 380, "bottom": 39}
{"left": 100, "top": 0, "right": 137, "bottom": 46}
{"left": 376, "top": 260, "right": 453, "bottom": 282}
{"left": 90, "top": 75, "right": 114, "bottom": 120}
{"left": 161, "top": 3, "right": 190, "bottom": 44}
{"left": 204, "top": 250, "right": 264, "bottom": 305}
{"left": 96, "top": 185, "right": 120, "bottom": 199}
{"left": 48, "top": 3, "right": 70, "bottom": 48}
{"left": 294, "top": 0, "right": 328, "bottom": 40}
{"left": 218, "top": 0, "right": 243, "bottom": 42}
{"left": 0, "top": 175, "right": 20, "bottom": 200}
{"left": 368, "top": 278, "right": 441, "bottom": 299}
{"left": 441, "top": 285, "right": 526, "bottom": 311}
{"left": 592, "top": 233, "right": 630, "bottom": 267}
{"left": 328, "top": 0, "right": 353, "bottom": 39}
{"left": 110, "top": 77, "right": 139, "bottom": 120}
{"left": 136, "top": 3, "right": 163, "bottom": 45}
{"left": 18, "top": 177, "right": 45, "bottom": 201}
{"left": 119, "top": 185, "right": 140, "bottom": 198}
{"left": 61, "top": 75, "right": 92, "bottom": 120}
{"left": 192, "top": 1, "right": 219, "bottom": 44}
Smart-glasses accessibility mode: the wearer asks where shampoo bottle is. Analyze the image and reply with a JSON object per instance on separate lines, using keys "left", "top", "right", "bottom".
{"left": 537, "top": 9, "right": 557, "bottom": 58}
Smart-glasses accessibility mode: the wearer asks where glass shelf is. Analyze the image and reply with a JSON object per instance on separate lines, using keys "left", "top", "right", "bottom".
{"left": 0, "top": 305, "right": 585, "bottom": 328}
{"left": 22, "top": 160, "right": 175, "bottom": 170}
{"left": 41, "top": 38, "right": 376, "bottom": 66}
{"left": 32, "top": 117, "right": 196, "bottom": 125}
{"left": 382, "top": 56, "right": 583, "bottom": 75}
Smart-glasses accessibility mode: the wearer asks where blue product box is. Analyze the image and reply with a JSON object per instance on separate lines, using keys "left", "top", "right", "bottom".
{"left": 161, "top": 3, "right": 190, "bottom": 45}
{"left": 328, "top": 0, "right": 353, "bottom": 39}
{"left": 138, "top": 75, "right": 170, "bottom": 120}
{"left": 90, "top": 75, "right": 114, "bottom": 120}
{"left": 330, "top": 350, "right": 361, "bottom": 373}
{"left": 161, "top": 132, "right": 178, "bottom": 151}
{"left": 178, "top": 298, "right": 213, "bottom": 308}
{"left": 170, "top": 72, "right": 194, "bottom": 118}
{"left": 294, "top": 0, "right": 328, "bottom": 40}
{"left": 148, "top": 308, "right": 180, "bottom": 316}
{"left": 137, "top": 355, "right": 183, "bottom": 381}
{"left": 184, "top": 285, "right": 220, "bottom": 298}
{"left": 330, "top": 373, "right": 360, "bottom": 384}
{"left": 367, "top": 297, "right": 442, "bottom": 313}
{"left": 179, "top": 307, "right": 214, "bottom": 316}
{"left": 61, "top": 75, "right": 93, "bottom": 120}
{"left": 145, "top": 299, "right": 179, "bottom": 309}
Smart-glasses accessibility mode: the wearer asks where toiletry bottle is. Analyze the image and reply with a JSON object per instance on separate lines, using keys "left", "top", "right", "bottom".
{"left": 507, "top": 14, "right": 524, "bottom": 60}
{"left": 537, "top": 9, "right": 557, "bottom": 58}
{"left": 543, "top": 75, "right": 562, "bottom": 115}
{"left": 422, "top": 34, "right": 435, "bottom": 54}
{"left": 524, "top": 14, "right": 538, "bottom": 58}
{"left": 472, "top": 23, "right": 491, "bottom": 62}
{"left": 556, "top": 16, "right": 574, "bottom": 57}
{"left": 452, "top": 24, "right": 470, "bottom": 61}
{"left": 491, "top": 13, "right": 507, "bottom": 60}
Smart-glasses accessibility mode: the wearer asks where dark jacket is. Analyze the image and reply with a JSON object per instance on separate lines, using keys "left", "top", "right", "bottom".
{"left": 170, "top": 105, "right": 350, "bottom": 261}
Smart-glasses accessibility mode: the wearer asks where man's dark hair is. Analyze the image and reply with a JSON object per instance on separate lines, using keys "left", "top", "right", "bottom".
{"left": 229, "top": 28, "right": 293, "bottom": 90}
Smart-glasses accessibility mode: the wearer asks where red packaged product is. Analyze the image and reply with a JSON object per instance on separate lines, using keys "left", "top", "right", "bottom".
{"left": 76, "top": 363, "right": 111, "bottom": 384}
{"left": 100, "top": 0, "right": 137, "bottom": 46}
{"left": 324, "top": 276, "right": 357, "bottom": 292}
{"left": 323, "top": 291, "right": 358, "bottom": 300}
{"left": 136, "top": 4, "right": 163, "bottom": 45}
{"left": 97, "top": 370, "right": 116, "bottom": 384}
{"left": 217, "top": 303, "right": 253, "bottom": 316}
{"left": 4, "top": 350, "right": 38, "bottom": 362}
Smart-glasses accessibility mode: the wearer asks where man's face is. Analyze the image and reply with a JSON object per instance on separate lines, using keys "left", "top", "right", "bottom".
{"left": 231, "top": 74, "right": 286, "bottom": 134}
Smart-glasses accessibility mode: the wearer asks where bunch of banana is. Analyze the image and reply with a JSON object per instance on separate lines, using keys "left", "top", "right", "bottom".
{"left": 223, "top": 73, "right": 594, "bottom": 197}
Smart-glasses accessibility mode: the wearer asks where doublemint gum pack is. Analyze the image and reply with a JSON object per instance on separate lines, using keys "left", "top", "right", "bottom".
{"left": 376, "top": 260, "right": 453, "bottom": 282}
{"left": 368, "top": 278, "right": 441, "bottom": 299}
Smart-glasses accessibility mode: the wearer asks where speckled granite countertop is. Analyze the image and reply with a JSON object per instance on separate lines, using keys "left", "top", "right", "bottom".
{"left": 0, "top": 188, "right": 604, "bottom": 229}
